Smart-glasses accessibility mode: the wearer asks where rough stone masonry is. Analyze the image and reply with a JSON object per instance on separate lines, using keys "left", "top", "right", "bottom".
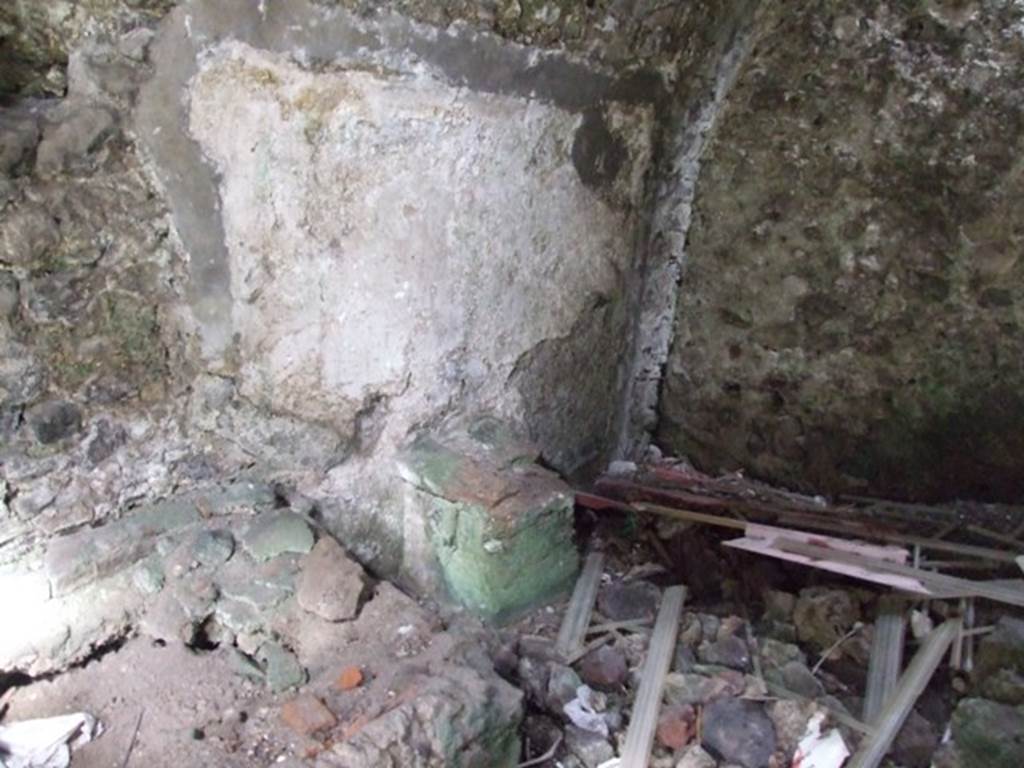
{"left": 4, "top": 0, "right": 1024, "bottom": 683}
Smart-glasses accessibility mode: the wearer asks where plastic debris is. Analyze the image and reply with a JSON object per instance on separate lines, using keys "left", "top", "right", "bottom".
{"left": 563, "top": 685, "right": 609, "bottom": 738}
{"left": 791, "top": 712, "right": 849, "bottom": 768}
{"left": 0, "top": 712, "right": 103, "bottom": 768}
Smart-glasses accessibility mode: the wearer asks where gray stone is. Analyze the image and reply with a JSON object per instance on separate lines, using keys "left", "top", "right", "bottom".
{"left": 132, "top": 559, "right": 165, "bottom": 595}
{"left": 893, "top": 708, "right": 940, "bottom": 768}
{"left": 0, "top": 107, "right": 41, "bottom": 174}
{"left": 296, "top": 536, "right": 367, "bottom": 622}
{"left": 44, "top": 498, "right": 200, "bottom": 595}
{"left": 792, "top": 587, "right": 860, "bottom": 651}
{"left": 229, "top": 649, "right": 265, "bottom": 682}
{"left": 578, "top": 645, "right": 628, "bottom": 691}
{"left": 241, "top": 513, "right": 314, "bottom": 562}
{"left": 778, "top": 660, "right": 824, "bottom": 700}
{"left": 331, "top": 658, "right": 523, "bottom": 768}
{"left": 565, "top": 725, "right": 614, "bottom": 768}
{"left": 952, "top": 698, "right": 1024, "bottom": 768}
{"left": 664, "top": 672, "right": 744, "bottom": 707}
{"left": 698, "top": 635, "right": 750, "bottom": 671}
{"left": 763, "top": 590, "right": 796, "bottom": 623}
{"left": 981, "top": 667, "right": 1024, "bottom": 706}
{"left": 0, "top": 203, "right": 57, "bottom": 266}
{"left": 193, "top": 529, "right": 235, "bottom": 568}
{"left": 0, "top": 272, "right": 19, "bottom": 318}
{"left": 976, "top": 617, "right": 1024, "bottom": 689}
{"left": 257, "top": 642, "right": 306, "bottom": 692}
{"left": 85, "top": 419, "right": 127, "bottom": 465}
{"left": 27, "top": 400, "right": 82, "bottom": 444}
{"left": 759, "top": 638, "right": 806, "bottom": 670}
{"left": 35, "top": 102, "right": 116, "bottom": 176}
{"left": 597, "top": 580, "right": 662, "bottom": 622}
{"left": 676, "top": 745, "right": 717, "bottom": 768}
{"left": 140, "top": 590, "right": 198, "bottom": 644}
{"left": 545, "top": 664, "right": 583, "bottom": 713}
{"left": 702, "top": 698, "right": 776, "bottom": 768}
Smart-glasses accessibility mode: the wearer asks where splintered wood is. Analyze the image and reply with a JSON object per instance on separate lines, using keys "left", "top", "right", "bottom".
{"left": 848, "top": 619, "right": 961, "bottom": 768}
{"left": 620, "top": 585, "right": 687, "bottom": 768}
{"left": 556, "top": 551, "right": 604, "bottom": 660}
{"left": 863, "top": 597, "right": 907, "bottom": 724}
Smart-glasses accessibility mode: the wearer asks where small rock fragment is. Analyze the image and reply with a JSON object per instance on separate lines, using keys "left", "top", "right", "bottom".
{"left": 657, "top": 704, "right": 695, "bottom": 751}
{"left": 793, "top": 587, "right": 860, "bottom": 651}
{"left": 597, "top": 580, "right": 661, "bottom": 621}
{"left": 675, "top": 744, "right": 717, "bottom": 768}
{"left": 281, "top": 694, "right": 337, "bottom": 736}
{"left": 578, "top": 645, "right": 628, "bottom": 691}
{"left": 893, "top": 708, "right": 940, "bottom": 768}
{"left": 297, "top": 536, "right": 367, "bottom": 621}
{"left": 698, "top": 635, "right": 750, "bottom": 671}
{"left": 565, "top": 725, "right": 614, "bottom": 767}
{"left": 952, "top": 698, "right": 1024, "bottom": 768}
{"left": 763, "top": 590, "right": 796, "bottom": 623}
{"left": 780, "top": 661, "right": 824, "bottom": 699}
{"left": 27, "top": 400, "right": 82, "bottom": 444}
{"left": 193, "top": 529, "right": 235, "bottom": 568}
{"left": 546, "top": 663, "right": 583, "bottom": 712}
{"left": 336, "top": 666, "right": 364, "bottom": 691}
{"left": 258, "top": 642, "right": 306, "bottom": 692}
{"left": 702, "top": 698, "right": 776, "bottom": 768}
{"left": 242, "top": 513, "right": 314, "bottom": 562}
{"left": 664, "top": 671, "right": 744, "bottom": 706}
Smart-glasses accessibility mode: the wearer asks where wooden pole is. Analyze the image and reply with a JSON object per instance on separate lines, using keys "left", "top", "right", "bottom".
{"left": 620, "top": 585, "right": 687, "bottom": 768}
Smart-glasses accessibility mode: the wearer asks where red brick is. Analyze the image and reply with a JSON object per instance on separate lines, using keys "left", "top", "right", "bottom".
{"left": 281, "top": 694, "right": 337, "bottom": 736}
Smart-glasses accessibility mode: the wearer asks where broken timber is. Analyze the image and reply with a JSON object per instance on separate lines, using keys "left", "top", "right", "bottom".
{"left": 863, "top": 597, "right": 907, "bottom": 724}
{"left": 847, "top": 619, "right": 961, "bottom": 768}
{"left": 772, "top": 539, "right": 1024, "bottom": 608}
{"left": 624, "top": 501, "right": 1019, "bottom": 564}
{"left": 601, "top": 501, "right": 1024, "bottom": 606}
{"left": 555, "top": 551, "right": 604, "bottom": 660}
{"left": 620, "top": 585, "right": 687, "bottom": 768}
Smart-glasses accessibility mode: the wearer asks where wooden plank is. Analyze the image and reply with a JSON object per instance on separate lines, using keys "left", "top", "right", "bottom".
{"left": 575, "top": 491, "right": 635, "bottom": 513}
{"left": 632, "top": 502, "right": 747, "bottom": 531}
{"left": 620, "top": 585, "right": 687, "bottom": 768}
{"left": 967, "top": 524, "right": 1024, "bottom": 551}
{"left": 863, "top": 598, "right": 907, "bottom": 724}
{"left": 556, "top": 552, "right": 605, "bottom": 660}
{"left": 724, "top": 536, "right": 935, "bottom": 596}
{"left": 636, "top": 501, "right": 1018, "bottom": 564}
{"left": 775, "top": 539, "right": 1024, "bottom": 608}
{"left": 848, "top": 619, "right": 961, "bottom": 768}
{"left": 745, "top": 522, "right": 910, "bottom": 563}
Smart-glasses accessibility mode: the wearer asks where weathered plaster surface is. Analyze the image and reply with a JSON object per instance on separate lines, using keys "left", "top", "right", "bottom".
{"left": 660, "top": 0, "right": 1024, "bottom": 502}
{"left": 133, "top": 0, "right": 655, "bottom": 578}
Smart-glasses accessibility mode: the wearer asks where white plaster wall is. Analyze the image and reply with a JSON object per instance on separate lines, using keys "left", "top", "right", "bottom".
{"left": 189, "top": 43, "right": 651, "bottom": 450}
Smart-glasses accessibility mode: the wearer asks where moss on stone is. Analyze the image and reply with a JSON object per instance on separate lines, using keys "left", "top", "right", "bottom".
{"left": 429, "top": 495, "right": 577, "bottom": 622}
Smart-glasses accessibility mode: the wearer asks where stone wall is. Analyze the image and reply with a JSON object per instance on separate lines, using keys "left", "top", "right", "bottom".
{"left": 3, "top": 0, "right": 732, "bottom": 628}
{"left": 659, "top": 0, "right": 1024, "bottom": 503}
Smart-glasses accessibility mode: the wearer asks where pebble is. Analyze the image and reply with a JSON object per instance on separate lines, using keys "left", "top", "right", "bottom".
{"left": 577, "top": 645, "right": 628, "bottom": 691}
{"left": 597, "top": 580, "right": 661, "bottom": 622}
{"left": 702, "top": 698, "right": 776, "bottom": 768}
{"left": 657, "top": 704, "right": 695, "bottom": 750}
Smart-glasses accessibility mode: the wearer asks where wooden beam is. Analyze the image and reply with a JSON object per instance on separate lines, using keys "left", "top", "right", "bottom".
{"left": 847, "top": 619, "right": 960, "bottom": 768}
{"left": 863, "top": 597, "right": 907, "bottom": 724}
{"left": 556, "top": 552, "right": 604, "bottom": 661}
{"left": 620, "top": 585, "right": 687, "bottom": 768}
{"left": 635, "top": 501, "right": 1018, "bottom": 564}
{"left": 775, "top": 539, "right": 1024, "bottom": 608}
